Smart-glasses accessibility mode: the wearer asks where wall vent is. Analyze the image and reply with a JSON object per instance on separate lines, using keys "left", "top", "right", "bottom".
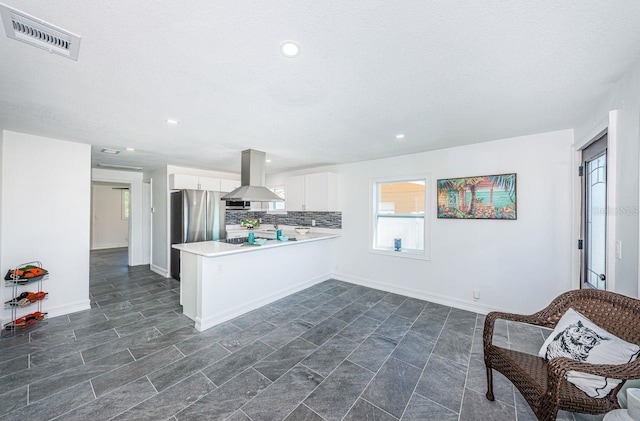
{"left": 97, "top": 164, "right": 143, "bottom": 172}
{"left": 0, "top": 3, "right": 81, "bottom": 60}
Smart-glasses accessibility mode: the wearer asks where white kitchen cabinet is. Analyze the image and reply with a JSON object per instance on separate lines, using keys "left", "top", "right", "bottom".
{"left": 285, "top": 175, "right": 306, "bottom": 211}
{"left": 197, "top": 176, "right": 221, "bottom": 191}
{"left": 285, "top": 172, "right": 338, "bottom": 211}
{"left": 220, "top": 179, "right": 241, "bottom": 193}
{"left": 169, "top": 174, "right": 199, "bottom": 190}
{"left": 169, "top": 174, "right": 223, "bottom": 191}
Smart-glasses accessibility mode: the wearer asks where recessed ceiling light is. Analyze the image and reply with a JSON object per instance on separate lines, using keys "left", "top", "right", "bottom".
{"left": 280, "top": 41, "right": 301, "bottom": 58}
{"left": 395, "top": 134, "right": 405, "bottom": 140}
{"left": 266, "top": 159, "right": 272, "bottom": 163}
{"left": 165, "top": 118, "right": 180, "bottom": 125}
{"left": 126, "top": 147, "right": 135, "bottom": 151}
{"left": 101, "top": 148, "right": 120, "bottom": 154}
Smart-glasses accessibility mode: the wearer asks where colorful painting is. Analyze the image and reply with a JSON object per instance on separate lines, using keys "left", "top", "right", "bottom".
{"left": 437, "top": 173, "right": 516, "bottom": 219}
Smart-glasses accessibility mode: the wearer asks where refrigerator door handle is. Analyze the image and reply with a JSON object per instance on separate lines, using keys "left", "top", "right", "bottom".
{"left": 182, "top": 193, "right": 189, "bottom": 243}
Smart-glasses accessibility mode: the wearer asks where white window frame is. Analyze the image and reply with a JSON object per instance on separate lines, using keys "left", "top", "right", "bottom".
{"left": 369, "top": 174, "right": 431, "bottom": 260}
{"left": 267, "top": 186, "right": 287, "bottom": 214}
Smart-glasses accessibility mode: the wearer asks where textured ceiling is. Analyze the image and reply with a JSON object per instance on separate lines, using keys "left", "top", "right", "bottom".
{"left": 1, "top": 1, "right": 639, "bottom": 174}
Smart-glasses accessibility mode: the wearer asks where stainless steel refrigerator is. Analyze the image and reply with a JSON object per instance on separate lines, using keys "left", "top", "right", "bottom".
{"left": 170, "top": 190, "right": 226, "bottom": 280}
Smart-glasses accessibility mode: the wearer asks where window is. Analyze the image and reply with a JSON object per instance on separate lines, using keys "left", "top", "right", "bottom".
{"left": 371, "top": 177, "right": 429, "bottom": 259}
{"left": 121, "top": 189, "right": 130, "bottom": 219}
{"left": 268, "top": 186, "right": 286, "bottom": 212}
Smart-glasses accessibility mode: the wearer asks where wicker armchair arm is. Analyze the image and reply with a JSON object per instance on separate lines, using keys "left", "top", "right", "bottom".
{"left": 485, "top": 311, "right": 548, "bottom": 326}
{"left": 548, "top": 357, "right": 640, "bottom": 381}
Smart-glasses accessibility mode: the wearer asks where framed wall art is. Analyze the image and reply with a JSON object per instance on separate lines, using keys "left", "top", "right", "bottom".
{"left": 437, "top": 173, "right": 516, "bottom": 219}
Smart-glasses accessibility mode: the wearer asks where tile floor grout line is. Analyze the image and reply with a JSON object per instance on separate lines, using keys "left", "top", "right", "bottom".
{"left": 339, "top": 297, "right": 431, "bottom": 420}
{"left": 395, "top": 303, "right": 449, "bottom": 421}
{"left": 174, "top": 344, "right": 186, "bottom": 357}
{"left": 239, "top": 408, "right": 255, "bottom": 421}
{"left": 89, "top": 378, "right": 97, "bottom": 399}
{"left": 181, "top": 367, "right": 269, "bottom": 419}
{"left": 236, "top": 364, "right": 312, "bottom": 418}
{"left": 146, "top": 374, "right": 159, "bottom": 393}
{"left": 359, "top": 396, "right": 401, "bottom": 420}
{"left": 6, "top": 250, "right": 562, "bottom": 420}
{"left": 458, "top": 314, "right": 479, "bottom": 421}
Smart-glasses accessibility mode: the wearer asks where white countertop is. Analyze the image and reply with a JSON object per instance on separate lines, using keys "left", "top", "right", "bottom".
{"left": 173, "top": 230, "right": 340, "bottom": 257}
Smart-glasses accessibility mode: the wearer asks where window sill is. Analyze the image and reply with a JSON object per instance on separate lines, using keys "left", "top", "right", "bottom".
{"left": 368, "top": 247, "right": 430, "bottom": 261}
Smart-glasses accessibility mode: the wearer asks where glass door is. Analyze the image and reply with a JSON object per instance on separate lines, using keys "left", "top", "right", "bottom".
{"left": 582, "top": 134, "right": 607, "bottom": 290}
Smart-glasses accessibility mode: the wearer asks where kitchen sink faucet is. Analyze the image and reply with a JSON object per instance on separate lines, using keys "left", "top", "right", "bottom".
{"left": 273, "top": 215, "right": 279, "bottom": 230}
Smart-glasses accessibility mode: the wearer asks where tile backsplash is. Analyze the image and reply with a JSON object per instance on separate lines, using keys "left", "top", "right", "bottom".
{"left": 225, "top": 211, "right": 342, "bottom": 229}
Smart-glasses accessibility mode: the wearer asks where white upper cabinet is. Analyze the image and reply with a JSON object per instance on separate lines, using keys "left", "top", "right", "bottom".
{"left": 197, "top": 176, "right": 221, "bottom": 191}
{"left": 285, "top": 172, "right": 338, "bottom": 211}
{"left": 220, "top": 179, "right": 241, "bottom": 193}
{"left": 170, "top": 174, "right": 238, "bottom": 191}
{"left": 285, "top": 175, "right": 306, "bottom": 211}
{"left": 169, "top": 174, "right": 199, "bottom": 190}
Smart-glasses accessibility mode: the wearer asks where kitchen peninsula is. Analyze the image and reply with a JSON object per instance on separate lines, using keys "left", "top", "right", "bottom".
{"left": 173, "top": 230, "right": 340, "bottom": 331}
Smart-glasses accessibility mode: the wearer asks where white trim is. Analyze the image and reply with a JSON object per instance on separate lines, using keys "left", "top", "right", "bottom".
{"left": 332, "top": 273, "right": 510, "bottom": 315}
{"left": 571, "top": 139, "right": 581, "bottom": 290}
{"left": 121, "top": 189, "right": 130, "bottom": 220}
{"left": 194, "top": 273, "right": 328, "bottom": 331}
{"left": 574, "top": 117, "right": 608, "bottom": 150}
{"left": 45, "top": 299, "right": 91, "bottom": 319}
{"left": 368, "top": 174, "right": 431, "bottom": 261}
{"left": 606, "top": 110, "right": 618, "bottom": 292}
{"left": 571, "top": 110, "right": 618, "bottom": 292}
{"left": 91, "top": 243, "right": 128, "bottom": 250}
{"left": 150, "top": 263, "right": 170, "bottom": 278}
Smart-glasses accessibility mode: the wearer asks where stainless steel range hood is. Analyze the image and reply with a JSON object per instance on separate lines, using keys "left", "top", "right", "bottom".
{"left": 221, "top": 149, "right": 284, "bottom": 202}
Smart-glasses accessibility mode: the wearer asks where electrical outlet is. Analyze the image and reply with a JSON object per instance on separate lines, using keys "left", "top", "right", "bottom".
{"left": 473, "top": 288, "right": 480, "bottom": 300}
{"left": 311, "top": 220, "right": 316, "bottom": 227}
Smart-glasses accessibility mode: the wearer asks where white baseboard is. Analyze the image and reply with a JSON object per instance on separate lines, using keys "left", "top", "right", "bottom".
{"left": 150, "top": 264, "right": 170, "bottom": 278}
{"left": 195, "top": 273, "right": 329, "bottom": 331}
{"left": 45, "top": 299, "right": 92, "bottom": 319}
{"left": 91, "top": 243, "right": 128, "bottom": 250}
{"left": 331, "top": 272, "right": 508, "bottom": 315}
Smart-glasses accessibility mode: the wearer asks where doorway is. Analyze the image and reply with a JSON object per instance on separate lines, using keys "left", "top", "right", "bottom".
{"left": 91, "top": 182, "right": 130, "bottom": 251}
{"left": 581, "top": 133, "right": 607, "bottom": 290}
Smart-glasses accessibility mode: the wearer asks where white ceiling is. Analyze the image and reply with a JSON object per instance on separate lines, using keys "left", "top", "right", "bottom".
{"left": 1, "top": 1, "right": 639, "bottom": 174}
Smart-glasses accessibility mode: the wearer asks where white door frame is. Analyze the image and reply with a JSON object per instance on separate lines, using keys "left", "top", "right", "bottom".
{"left": 92, "top": 169, "right": 148, "bottom": 266}
{"left": 572, "top": 110, "right": 618, "bottom": 292}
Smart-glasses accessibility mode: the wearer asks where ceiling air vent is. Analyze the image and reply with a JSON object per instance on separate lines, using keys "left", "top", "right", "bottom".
{"left": 0, "top": 3, "right": 81, "bottom": 60}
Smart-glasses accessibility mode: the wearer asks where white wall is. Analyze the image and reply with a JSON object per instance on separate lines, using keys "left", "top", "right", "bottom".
{"left": 576, "top": 59, "right": 640, "bottom": 298}
{"left": 146, "top": 166, "right": 169, "bottom": 276}
{"left": 324, "top": 130, "right": 574, "bottom": 315}
{"left": 91, "top": 184, "right": 129, "bottom": 250}
{"left": 1, "top": 131, "right": 91, "bottom": 321}
{"left": 91, "top": 168, "right": 148, "bottom": 266}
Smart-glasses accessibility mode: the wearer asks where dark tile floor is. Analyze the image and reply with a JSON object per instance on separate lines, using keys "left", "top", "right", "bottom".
{"left": 0, "top": 248, "right": 578, "bottom": 420}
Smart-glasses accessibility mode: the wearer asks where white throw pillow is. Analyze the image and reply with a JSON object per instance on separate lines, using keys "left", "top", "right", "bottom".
{"left": 538, "top": 308, "right": 640, "bottom": 398}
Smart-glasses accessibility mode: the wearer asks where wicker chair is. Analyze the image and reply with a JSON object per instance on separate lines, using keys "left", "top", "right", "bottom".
{"left": 483, "top": 289, "right": 640, "bottom": 421}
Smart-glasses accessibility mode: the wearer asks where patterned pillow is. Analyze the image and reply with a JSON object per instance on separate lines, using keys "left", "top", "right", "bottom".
{"left": 538, "top": 308, "right": 640, "bottom": 398}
